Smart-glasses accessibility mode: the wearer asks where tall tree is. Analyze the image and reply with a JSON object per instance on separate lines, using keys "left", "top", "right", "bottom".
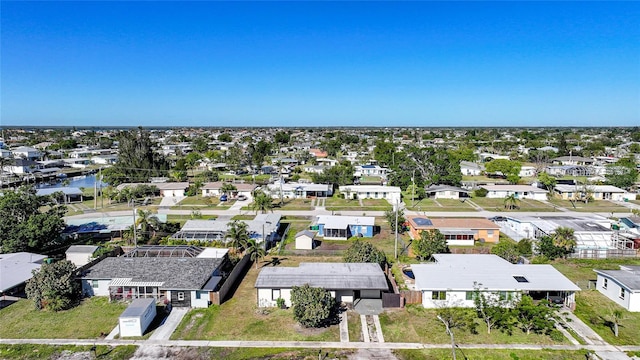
{"left": 552, "top": 227, "right": 576, "bottom": 258}
{"left": 343, "top": 240, "right": 387, "bottom": 269}
{"left": 435, "top": 306, "right": 474, "bottom": 360}
{"left": 485, "top": 159, "right": 522, "bottom": 184}
{"left": 606, "top": 156, "right": 639, "bottom": 190}
{"left": 503, "top": 194, "right": 520, "bottom": 210}
{"left": 245, "top": 238, "right": 266, "bottom": 269}
{"left": 102, "top": 129, "right": 170, "bottom": 185}
{"left": 412, "top": 229, "right": 449, "bottom": 261}
{"left": 291, "top": 284, "right": 337, "bottom": 328}
{"left": 251, "top": 191, "right": 274, "bottom": 214}
{"left": 0, "top": 186, "right": 66, "bottom": 253}
{"left": 227, "top": 220, "right": 249, "bottom": 253}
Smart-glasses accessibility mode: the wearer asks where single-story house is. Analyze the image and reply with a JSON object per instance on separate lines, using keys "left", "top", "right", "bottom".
{"left": 1, "top": 158, "right": 43, "bottom": 174}
{"left": 424, "top": 185, "right": 469, "bottom": 200}
{"left": 65, "top": 245, "right": 100, "bottom": 267}
{"left": 36, "top": 187, "right": 84, "bottom": 203}
{"left": 201, "top": 182, "right": 257, "bottom": 198}
{"left": 460, "top": 161, "right": 485, "bottom": 176}
{"left": 171, "top": 214, "right": 281, "bottom": 244}
{"left": 92, "top": 155, "right": 118, "bottom": 165}
{"left": 412, "top": 254, "right": 580, "bottom": 309}
{"left": 519, "top": 166, "right": 537, "bottom": 177}
{"left": 312, "top": 215, "right": 376, "bottom": 240}
{"left": 0, "top": 252, "right": 47, "bottom": 296}
{"left": 11, "top": 146, "right": 42, "bottom": 160}
{"left": 255, "top": 262, "right": 388, "bottom": 307}
{"left": 481, "top": 185, "right": 548, "bottom": 201}
{"left": 594, "top": 265, "right": 640, "bottom": 312}
{"left": 545, "top": 165, "right": 595, "bottom": 177}
{"left": 295, "top": 230, "right": 316, "bottom": 250}
{"left": 338, "top": 185, "right": 402, "bottom": 205}
{"left": 407, "top": 216, "right": 500, "bottom": 245}
{"left": 354, "top": 165, "right": 390, "bottom": 179}
{"left": 81, "top": 246, "right": 228, "bottom": 308}
{"left": 267, "top": 181, "right": 332, "bottom": 198}
{"left": 551, "top": 156, "right": 594, "bottom": 166}
{"left": 554, "top": 184, "right": 628, "bottom": 202}
{"left": 63, "top": 214, "right": 167, "bottom": 239}
{"left": 117, "top": 182, "right": 189, "bottom": 197}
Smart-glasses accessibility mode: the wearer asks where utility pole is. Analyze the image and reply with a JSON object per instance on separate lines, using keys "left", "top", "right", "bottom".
{"left": 132, "top": 207, "right": 137, "bottom": 250}
{"left": 99, "top": 167, "right": 103, "bottom": 209}
{"left": 394, "top": 198, "right": 398, "bottom": 260}
{"left": 412, "top": 169, "right": 416, "bottom": 207}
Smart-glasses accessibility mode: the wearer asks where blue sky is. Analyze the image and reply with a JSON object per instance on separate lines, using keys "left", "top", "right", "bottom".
{"left": 1, "top": 1, "right": 639, "bottom": 127}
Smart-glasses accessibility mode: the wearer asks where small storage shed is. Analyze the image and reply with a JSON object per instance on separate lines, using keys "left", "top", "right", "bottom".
{"left": 119, "top": 298, "right": 156, "bottom": 337}
{"left": 65, "top": 245, "right": 99, "bottom": 267}
{"left": 295, "top": 230, "right": 316, "bottom": 250}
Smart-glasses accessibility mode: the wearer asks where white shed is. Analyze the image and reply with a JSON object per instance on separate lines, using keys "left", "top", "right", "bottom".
{"left": 295, "top": 230, "right": 316, "bottom": 250}
{"left": 119, "top": 298, "right": 157, "bottom": 337}
{"left": 65, "top": 245, "right": 99, "bottom": 267}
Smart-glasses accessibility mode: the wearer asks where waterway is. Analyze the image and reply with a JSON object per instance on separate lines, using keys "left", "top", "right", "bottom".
{"left": 37, "top": 174, "right": 107, "bottom": 189}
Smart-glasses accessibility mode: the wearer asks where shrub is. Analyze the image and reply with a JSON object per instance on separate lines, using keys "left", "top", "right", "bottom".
{"left": 474, "top": 188, "right": 488, "bottom": 197}
{"left": 291, "top": 284, "right": 338, "bottom": 328}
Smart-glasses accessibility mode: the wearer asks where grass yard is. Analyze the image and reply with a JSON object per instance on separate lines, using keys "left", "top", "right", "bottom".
{"left": 324, "top": 197, "right": 391, "bottom": 211}
{"left": 405, "top": 198, "right": 477, "bottom": 212}
{"left": 0, "top": 297, "right": 127, "bottom": 339}
{"left": 171, "top": 255, "right": 342, "bottom": 341}
{"left": 394, "top": 349, "right": 589, "bottom": 360}
{"left": 0, "top": 345, "right": 137, "bottom": 360}
{"left": 469, "top": 197, "right": 556, "bottom": 212}
{"left": 166, "top": 214, "right": 216, "bottom": 227}
{"left": 547, "top": 199, "right": 630, "bottom": 213}
{"left": 347, "top": 310, "right": 363, "bottom": 342}
{"left": 552, "top": 259, "right": 640, "bottom": 345}
{"left": 282, "top": 219, "right": 313, "bottom": 251}
{"left": 275, "top": 198, "right": 314, "bottom": 210}
{"left": 379, "top": 305, "right": 566, "bottom": 345}
{"left": 174, "top": 195, "right": 221, "bottom": 207}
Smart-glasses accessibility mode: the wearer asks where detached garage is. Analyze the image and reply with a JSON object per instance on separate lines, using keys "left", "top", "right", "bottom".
{"left": 119, "top": 298, "right": 156, "bottom": 337}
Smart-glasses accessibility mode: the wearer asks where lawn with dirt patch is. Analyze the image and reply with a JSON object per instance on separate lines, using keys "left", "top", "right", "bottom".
{"left": 325, "top": 197, "right": 390, "bottom": 211}
{"left": 394, "top": 348, "right": 589, "bottom": 360}
{"left": 0, "top": 297, "right": 127, "bottom": 339}
{"left": 0, "top": 345, "right": 137, "bottom": 360}
{"left": 379, "top": 305, "right": 567, "bottom": 345}
{"left": 547, "top": 199, "right": 631, "bottom": 213}
{"left": 171, "top": 255, "right": 342, "bottom": 341}
{"left": 470, "top": 197, "right": 556, "bottom": 212}
{"left": 405, "top": 198, "right": 477, "bottom": 212}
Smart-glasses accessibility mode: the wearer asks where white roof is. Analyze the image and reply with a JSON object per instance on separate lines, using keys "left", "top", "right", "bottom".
{"left": 412, "top": 254, "right": 580, "bottom": 292}
{"left": 317, "top": 215, "right": 375, "bottom": 229}
{"left": 339, "top": 185, "right": 401, "bottom": 192}
{"left": 66, "top": 245, "right": 99, "bottom": 254}
{"left": 196, "top": 247, "right": 230, "bottom": 259}
{"left": 554, "top": 184, "right": 626, "bottom": 193}
{"left": 0, "top": 252, "right": 47, "bottom": 293}
{"left": 481, "top": 185, "right": 548, "bottom": 193}
{"left": 268, "top": 182, "right": 330, "bottom": 192}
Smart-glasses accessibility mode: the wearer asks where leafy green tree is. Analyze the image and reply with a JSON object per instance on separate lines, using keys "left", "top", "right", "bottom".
{"left": 274, "top": 131, "right": 291, "bottom": 144}
{"left": 536, "top": 236, "right": 565, "bottom": 260}
{"left": 537, "top": 172, "right": 557, "bottom": 192}
{"left": 491, "top": 240, "right": 520, "bottom": 263}
{"left": 385, "top": 207, "right": 406, "bottom": 234}
{"left": 248, "top": 140, "right": 273, "bottom": 167}
{"left": 606, "top": 156, "right": 639, "bottom": 190}
{"left": 25, "top": 260, "right": 80, "bottom": 311}
{"left": 290, "top": 284, "right": 337, "bottom": 328}
{"left": 517, "top": 238, "right": 533, "bottom": 257}
{"left": 435, "top": 305, "right": 475, "bottom": 360}
{"left": 102, "top": 129, "right": 170, "bottom": 185}
{"left": 245, "top": 238, "right": 266, "bottom": 269}
{"left": 221, "top": 183, "right": 237, "bottom": 195}
{"left": 192, "top": 136, "right": 210, "bottom": 153}
{"left": 485, "top": 159, "right": 522, "bottom": 184}
{"left": 217, "top": 133, "right": 232, "bottom": 142}
{"left": 405, "top": 146, "right": 461, "bottom": 186}
{"left": 0, "top": 186, "right": 66, "bottom": 253}
{"left": 373, "top": 140, "right": 399, "bottom": 167}
{"left": 135, "top": 209, "right": 161, "bottom": 243}
{"left": 343, "top": 240, "right": 386, "bottom": 269}
{"left": 473, "top": 289, "right": 515, "bottom": 334}
{"left": 227, "top": 220, "right": 250, "bottom": 253}
{"left": 412, "top": 229, "right": 449, "bottom": 261}
{"left": 515, "top": 295, "right": 555, "bottom": 335}
{"left": 311, "top": 161, "right": 354, "bottom": 187}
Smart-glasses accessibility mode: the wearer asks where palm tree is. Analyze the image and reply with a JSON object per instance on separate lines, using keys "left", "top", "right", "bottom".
{"left": 610, "top": 308, "right": 625, "bottom": 337}
{"left": 503, "top": 194, "right": 520, "bottom": 210}
{"left": 226, "top": 220, "right": 249, "bottom": 253}
{"left": 245, "top": 238, "right": 266, "bottom": 269}
{"left": 135, "top": 209, "right": 160, "bottom": 242}
{"left": 552, "top": 226, "right": 577, "bottom": 258}
{"left": 251, "top": 190, "right": 274, "bottom": 214}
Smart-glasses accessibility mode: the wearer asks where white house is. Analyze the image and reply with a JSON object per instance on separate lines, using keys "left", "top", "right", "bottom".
{"left": 594, "top": 265, "right": 640, "bottom": 312}
{"left": 11, "top": 146, "right": 42, "bottom": 160}
{"left": 338, "top": 185, "right": 402, "bottom": 205}
{"left": 460, "top": 161, "right": 484, "bottom": 176}
{"left": 354, "top": 165, "right": 390, "bottom": 179}
{"left": 481, "top": 185, "right": 548, "bottom": 201}
{"left": 412, "top": 254, "right": 580, "bottom": 309}
{"left": 0, "top": 252, "right": 47, "bottom": 296}
{"left": 424, "top": 185, "right": 469, "bottom": 200}
{"left": 554, "top": 184, "right": 628, "bottom": 202}
{"left": 201, "top": 182, "right": 257, "bottom": 198}
{"left": 65, "top": 245, "right": 100, "bottom": 267}
{"left": 295, "top": 230, "right": 316, "bottom": 250}
{"left": 519, "top": 166, "right": 537, "bottom": 177}
{"left": 1, "top": 159, "right": 43, "bottom": 174}
{"left": 254, "top": 262, "right": 388, "bottom": 307}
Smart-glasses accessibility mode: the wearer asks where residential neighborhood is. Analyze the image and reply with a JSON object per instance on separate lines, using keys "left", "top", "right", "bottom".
{"left": 0, "top": 126, "right": 639, "bottom": 360}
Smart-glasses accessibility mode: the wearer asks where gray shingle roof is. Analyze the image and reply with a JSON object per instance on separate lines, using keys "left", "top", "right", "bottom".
{"left": 82, "top": 257, "right": 223, "bottom": 290}
{"left": 595, "top": 266, "right": 640, "bottom": 292}
{"left": 255, "top": 263, "right": 388, "bottom": 290}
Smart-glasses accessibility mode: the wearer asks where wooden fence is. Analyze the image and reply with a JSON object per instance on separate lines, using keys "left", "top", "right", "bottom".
{"left": 210, "top": 253, "right": 251, "bottom": 305}
{"left": 400, "top": 290, "right": 422, "bottom": 305}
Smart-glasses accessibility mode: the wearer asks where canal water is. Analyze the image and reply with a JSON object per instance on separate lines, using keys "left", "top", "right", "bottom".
{"left": 37, "top": 174, "right": 107, "bottom": 189}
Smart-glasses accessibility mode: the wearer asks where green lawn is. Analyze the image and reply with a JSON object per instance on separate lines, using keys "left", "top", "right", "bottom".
{"left": 171, "top": 255, "right": 342, "bottom": 341}
{"left": 547, "top": 199, "right": 630, "bottom": 213}
{"left": 552, "top": 259, "right": 640, "bottom": 345}
{"left": 394, "top": 349, "right": 589, "bottom": 360}
{"left": 405, "top": 198, "right": 477, "bottom": 212}
{"left": 174, "top": 195, "right": 221, "bottom": 207}
{"left": 379, "top": 305, "right": 567, "bottom": 345}
{"left": 0, "top": 297, "right": 127, "bottom": 339}
{"left": 325, "top": 197, "right": 391, "bottom": 211}
{"left": 166, "top": 214, "right": 216, "bottom": 227}
{"left": 0, "top": 345, "right": 137, "bottom": 360}
{"left": 470, "top": 197, "right": 556, "bottom": 212}
{"left": 347, "top": 310, "right": 362, "bottom": 342}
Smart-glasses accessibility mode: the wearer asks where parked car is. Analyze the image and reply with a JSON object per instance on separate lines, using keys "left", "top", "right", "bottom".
{"left": 220, "top": 194, "right": 228, "bottom": 202}
{"left": 237, "top": 194, "right": 247, "bottom": 201}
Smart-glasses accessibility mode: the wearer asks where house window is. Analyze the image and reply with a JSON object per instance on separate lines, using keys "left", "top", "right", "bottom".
{"left": 196, "top": 291, "right": 207, "bottom": 300}
{"left": 603, "top": 278, "right": 608, "bottom": 289}
{"left": 272, "top": 289, "right": 281, "bottom": 300}
{"left": 432, "top": 291, "right": 446, "bottom": 300}
{"left": 498, "top": 291, "right": 508, "bottom": 300}
{"left": 620, "top": 288, "right": 625, "bottom": 300}
{"left": 466, "top": 292, "right": 474, "bottom": 301}
{"left": 92, "top": 280, "right": 99, "bottom": 289}
{"left": 177, "top": 292, "right": 185, "bottom": 301}
{"left": 487, "top": 230, "right": 494, "bottom": 236}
